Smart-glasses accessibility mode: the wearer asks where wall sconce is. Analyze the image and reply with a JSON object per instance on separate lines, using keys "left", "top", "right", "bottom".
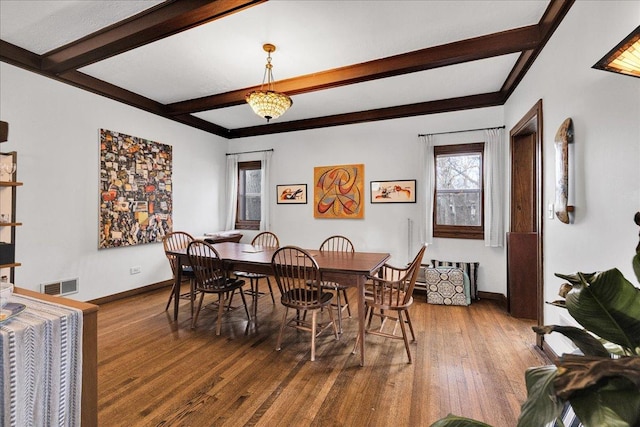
{"left": 592, "top": 25, "right": 639, "bottom": 78}
{"left": 554, "top": 118, "right": 574, "bottom": 224}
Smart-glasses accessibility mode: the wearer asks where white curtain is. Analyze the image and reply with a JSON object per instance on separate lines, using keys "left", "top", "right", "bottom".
{"left": 224, "top": 155, "right": 238, "bottom": 231}
{"left": 260, "top": 150, "right": 272, "bottom": 231}
{"left": 483, "top": 128, "right": 505, "bottom": 247}
{"left": 420, "top": 135, "right": 435, "bottom": 244}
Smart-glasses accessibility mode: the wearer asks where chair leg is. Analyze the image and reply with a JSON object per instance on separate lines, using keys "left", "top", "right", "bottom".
{"left": 366, "top": 305, "right": 375, "bottom": 329}
{"left": 216, "top": 293, "right": 225, "bottom": 336}
{"left": 353, "top": 304, "right": 371, "bottom": 354}
{"left": 190, "top": 279, "right": 195, "bottom": 317}
{"left": 165, "top": 282, "right": 176, "bottom": 311}
{"left": 397, "top": 310, "right": 412, "bottom": 364}
{"left": 252, "top": 278, "right": 259, "bottom": 320}
{"left": 238, "top": 287, "right": 251, "bottom": 324}
{"left": 327, "top": 304, "right": 339, "bottom": 339}
{"left": 341, "top": 289, "right": 351, "bottom": 317}
{"left": 335, "top": 289, "right": 343, "bottom": 334}
{"left": 310, "top": 310, "right": 317, "bottom": 361}
{"left": 405, "top": 309, "right": 416, "bottom": 341}
{"left": 276, "top": 307, "right": 289, "bottom": 351}
{"left": 266, "top": 277, "right": 276, "bottom": 304}
{"left": 191, "top": 291, "right": 205, "bottom": 329}
{"left": 226, "top": 289, "right": 235, "bottom": 312}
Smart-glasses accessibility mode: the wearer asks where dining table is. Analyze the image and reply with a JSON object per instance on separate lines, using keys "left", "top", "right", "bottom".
{"left": 167, "top": 241, "right": 390, "bottom": 366}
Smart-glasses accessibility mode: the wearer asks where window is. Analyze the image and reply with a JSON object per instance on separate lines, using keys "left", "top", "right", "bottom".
{"left": 433, "top": 143, "right": 484, "bottom": 239}
{"left": 236, "top": 161, "right": 262, "bottom": 230}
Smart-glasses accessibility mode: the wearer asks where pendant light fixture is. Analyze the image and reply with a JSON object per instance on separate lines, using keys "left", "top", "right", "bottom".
{"left": 592, "top": 25, "right": 640, "bottom": 78}
{"left": 246, "top": 43, "right": 293, "bottom": 122}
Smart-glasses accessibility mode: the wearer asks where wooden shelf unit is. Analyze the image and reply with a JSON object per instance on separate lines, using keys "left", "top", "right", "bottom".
{"left": 0, "top": 148, "right": 20, "bottom": 282}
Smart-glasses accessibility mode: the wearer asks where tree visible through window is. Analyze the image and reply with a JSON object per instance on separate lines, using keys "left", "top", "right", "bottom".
{"left": 236, "top": 161, "right": 261, "bottom": 230}
{"left": 434, "top": 143, "right": 484, "bottom": 239}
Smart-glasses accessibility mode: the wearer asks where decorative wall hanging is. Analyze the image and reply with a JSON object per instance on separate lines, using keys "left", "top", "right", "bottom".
{"left": 314, "top": 163, "right": 364, "bottom": 219}
{"left": 554, "top": 118, "right": 574, "bottom": 224}
{"left": 276, "top": 184, "right": 307, "bottom": 204}
{"left": 99, "top": 129, "right": 172, "bottom": 248}
{"left": 370, "top": 179, "right": 416, "bottom": 203}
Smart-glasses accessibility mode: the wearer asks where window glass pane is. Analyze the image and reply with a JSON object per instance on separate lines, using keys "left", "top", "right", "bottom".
{"left": 435, "top": 153, "right": 481, "bottom": 226}
{"left": 238, "top": 166, "right": 261, "bottom": 222}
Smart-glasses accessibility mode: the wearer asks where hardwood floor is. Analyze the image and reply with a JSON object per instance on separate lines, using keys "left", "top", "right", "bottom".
{"left": 97, "top": 283, "right": 547, "bottom": 426}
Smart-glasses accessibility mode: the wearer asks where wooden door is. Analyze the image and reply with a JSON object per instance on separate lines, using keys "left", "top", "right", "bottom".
{"left": 511, "top": 133, "right": 537, "bottom": 233}
{"left": 508, "top": 132, "right": 539, "bottom": 319}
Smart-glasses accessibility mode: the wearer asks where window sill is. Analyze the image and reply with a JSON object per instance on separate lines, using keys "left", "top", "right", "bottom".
{"left": 235, "top": 224, "right": 259, "bottom": 231}
{"left": 434, "top": 227, "right": 484, "bottom": 240}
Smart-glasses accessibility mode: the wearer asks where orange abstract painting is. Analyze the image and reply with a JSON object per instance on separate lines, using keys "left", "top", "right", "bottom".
{"left": 314, "top": 163, "right": 364, "bottom": 219}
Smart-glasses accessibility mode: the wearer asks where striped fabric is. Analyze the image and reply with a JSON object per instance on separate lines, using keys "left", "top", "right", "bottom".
{"left": 431, "top": 259, "right": 480, "bottom": 300}
{"left": 1, "top": 293, "right": 83, "bottom": 427}
{"left": 547, "top": 403, "right": 583, "bottom": 427}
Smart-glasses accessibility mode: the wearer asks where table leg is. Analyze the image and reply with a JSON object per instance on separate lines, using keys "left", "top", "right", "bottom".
{"left": 356, "top": 274, "right": 365, "bottom": 366}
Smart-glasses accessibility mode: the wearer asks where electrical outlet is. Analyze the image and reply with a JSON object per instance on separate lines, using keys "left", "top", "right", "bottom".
{"left": 130, "top": 266, "right": 141, "bottom": 275}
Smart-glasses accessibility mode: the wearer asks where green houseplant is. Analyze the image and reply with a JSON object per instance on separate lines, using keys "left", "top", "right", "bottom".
{"left": 432, "top": 213, "right": 640, "bottom": 427}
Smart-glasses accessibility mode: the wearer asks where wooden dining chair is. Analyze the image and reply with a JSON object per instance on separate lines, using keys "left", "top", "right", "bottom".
{"left": 234, "top": 231, "right": 279, "bottom": 321}
{"left": 355, "top": 244, "right": 427, "bottom": 363}
{"left": 187, "top": 240, "right": 251, "bottom": 335}
{"left": 271, "top": 246, "right": 339, "bottom": 361}
{"left": 318, "top": 235, "right": 355, "bottom": 333}
{"left": 162, "top": 231, "right": 197, "bottom": 315}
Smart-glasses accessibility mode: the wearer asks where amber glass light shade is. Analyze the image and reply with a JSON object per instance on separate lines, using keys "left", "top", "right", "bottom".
{"left": 593, "top": 26, "right": 640, "bottom": 78}
{"left": 246, "top": 44, "right": 293, "bottom": 122}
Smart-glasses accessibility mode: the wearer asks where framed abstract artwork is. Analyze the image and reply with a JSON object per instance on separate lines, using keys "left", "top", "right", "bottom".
{"left": 277, "top": 184, "right": 307, "bottom": 204}
{"left": 99, "top": 129, "right": 172, "bottom": 248}
{"left": 313, "top": 163, "right": 364, "bottom": 219}
{"left": 370, "top": 179, "right": 416, "bottom": 203}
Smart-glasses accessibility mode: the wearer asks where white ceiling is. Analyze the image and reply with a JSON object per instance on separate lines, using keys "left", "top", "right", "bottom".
{"left": 0, "top": 0, "right": 554, "bottom": 135}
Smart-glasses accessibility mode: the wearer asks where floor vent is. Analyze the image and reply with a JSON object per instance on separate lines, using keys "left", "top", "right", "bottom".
{"left": 41, "top": 278, "right": 79, "bottom": 296}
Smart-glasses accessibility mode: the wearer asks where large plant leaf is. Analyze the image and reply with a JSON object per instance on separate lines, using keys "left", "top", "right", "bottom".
{"left": 556, "top": 272, "right": 597, "bottom": 287}
{"left": 555, "top": 269, "right": 640, "bottom": 353}
{"left": 569, "top": 377, "right": 640, "bottom": 427}
{"left": 533, "top": 325, "right": 610, "bottom": 357}
{"left": 633, "top": 252, "right": 640, "bottom": 285}
{"left": 429, "top": 414, "right": 492, "bottom": 427}
{"left": 517, "top": 366, "right": 564, "bottom": 427}
{"left": 554, "top": 355, "right": 640, "bottom": 400}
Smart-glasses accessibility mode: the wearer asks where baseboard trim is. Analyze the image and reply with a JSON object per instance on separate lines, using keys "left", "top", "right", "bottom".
{"left": 477, "top": 291, "right": 507, "bottom": 307}
{"left": 541, "top": 340, "right": 560, "bottom": 363}
{"left": 87, "top": 279, "right": 173, "bottom": 305}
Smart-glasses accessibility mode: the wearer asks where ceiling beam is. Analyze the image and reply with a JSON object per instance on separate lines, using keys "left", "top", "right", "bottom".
{"left": 228, "top": 92, "right": 505, "bottom": 138}
{"left": 501, "top": 0, "right": 575, "bottom": 98}
{"left": 59, "top": 70, "right": 168, "bottom": 115}
{"left": 167, "top": 25, "right": 541, "bottom": 115}
{"left": 1, "top": 0, "right": 575, "bottom": 140}
{"left": 0, "top": 40, "right": 41, "bottom": 71}
{"left": 41, "top": 0, "right": 267, "bottom": 74}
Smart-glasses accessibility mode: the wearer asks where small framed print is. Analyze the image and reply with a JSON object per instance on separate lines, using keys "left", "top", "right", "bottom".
{"left": 277, "top": 184, "right": 307, "bottom": 204}
{"left": 370, "top": 180, "right": 416, "bottom": 203}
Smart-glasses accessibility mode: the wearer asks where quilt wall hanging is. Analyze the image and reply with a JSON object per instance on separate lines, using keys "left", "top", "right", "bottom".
{"left": 313, "top": 163, "right": 364, "bottom": 219}
{"left": 99, "top": 129, "right": 172, "bottom": 248}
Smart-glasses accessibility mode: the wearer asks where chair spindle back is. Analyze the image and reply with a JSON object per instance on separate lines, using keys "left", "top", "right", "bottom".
{"left": 271, "top": 246, "right": 322, "bottom": 307}
{"left": 163, "top": 231, "right": 195, "bottom": 275}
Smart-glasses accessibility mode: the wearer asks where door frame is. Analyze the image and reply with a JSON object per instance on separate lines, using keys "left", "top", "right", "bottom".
{"left": 509, "top": 99, "right": 544, "bottom": 348}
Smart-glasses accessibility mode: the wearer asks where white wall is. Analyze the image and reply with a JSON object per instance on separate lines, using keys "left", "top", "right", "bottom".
{"left": 6, "top": 1, "right": 635, "bottom": 316}
{"left": 0, "top": 63, "right": 227, "bottom": 300}
{"left": 228, "top": 107, "right": 507, "bottom": 294}
{"left": 504, "top": 1, "right": 640, "bottom": 354}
